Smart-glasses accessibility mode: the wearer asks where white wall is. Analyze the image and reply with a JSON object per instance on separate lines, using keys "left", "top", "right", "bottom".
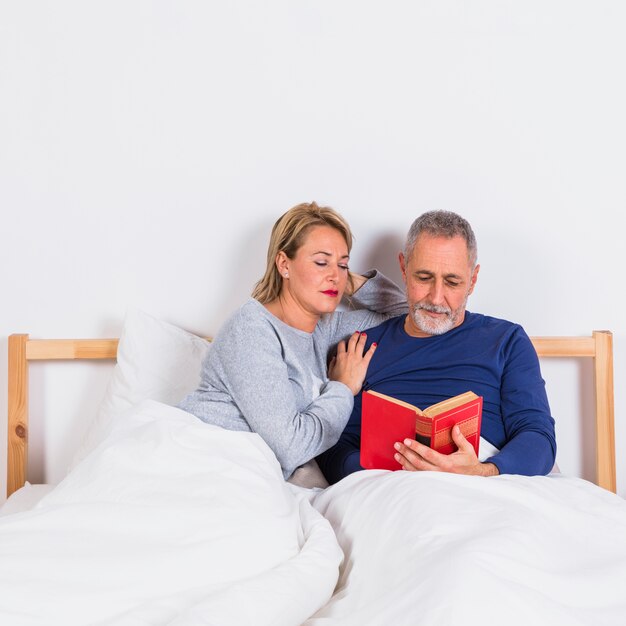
{"left": 1, "top": 1, "right": 624, "bottom": 499}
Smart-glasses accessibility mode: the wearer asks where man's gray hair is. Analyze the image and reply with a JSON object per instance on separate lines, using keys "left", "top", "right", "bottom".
{"left": 404, "top": 210, "right": 478, "bottom": 268}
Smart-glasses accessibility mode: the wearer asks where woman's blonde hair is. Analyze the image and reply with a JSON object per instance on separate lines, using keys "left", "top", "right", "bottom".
{"left": 252, "top": 202, "right": 354, "bottom": 304}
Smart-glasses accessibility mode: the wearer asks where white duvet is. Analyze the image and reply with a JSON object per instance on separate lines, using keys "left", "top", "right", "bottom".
{"left": 3, "top": 401, "right": 626, "bottom": 626}
{"left": 0, "top": 400, "right": 342, "bottom": 626}
{"left": 304, "top": 469, "right": 626, "bottom": 626}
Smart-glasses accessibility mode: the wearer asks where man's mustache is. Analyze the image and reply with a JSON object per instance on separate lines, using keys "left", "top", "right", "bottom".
{"left": 413, "top": 303, "right": 452, "bottom": 316}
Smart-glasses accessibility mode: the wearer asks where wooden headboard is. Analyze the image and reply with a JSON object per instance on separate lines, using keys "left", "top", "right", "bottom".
{"left": 6, "top": 331, "right": 616, "bottom": 497}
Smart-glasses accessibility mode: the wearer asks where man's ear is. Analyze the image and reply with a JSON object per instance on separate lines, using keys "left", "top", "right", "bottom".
{"left": 468, "top": 264, "right": 480, "bottom": 295}
{"left": 398, "top": 252, "right": 407, "bottom": 282}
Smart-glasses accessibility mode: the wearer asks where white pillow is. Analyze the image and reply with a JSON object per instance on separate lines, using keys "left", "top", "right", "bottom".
{"left": 69, "top": 308, "right": 211, "bottom": 470}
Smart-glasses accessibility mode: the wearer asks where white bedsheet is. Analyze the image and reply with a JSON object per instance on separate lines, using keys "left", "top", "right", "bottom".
{"left": 0, "top": 400, "right": 342, "bottom": 626}
{"left": 305, "top": 469, "right": 626, "bottom": 626}
{"left": 0, "top": 483, "right": 54, "bottom": 516}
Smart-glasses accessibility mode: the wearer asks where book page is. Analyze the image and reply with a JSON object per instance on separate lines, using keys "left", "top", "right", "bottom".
{"left": 423, "top": 391, "right": 478, "bottom": 417}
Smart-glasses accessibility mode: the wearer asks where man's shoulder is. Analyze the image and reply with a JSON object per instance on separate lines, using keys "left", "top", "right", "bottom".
{"left": 462, "top": 312, "right": 532, "bottom": 350}
{"left": 464, "top": 311, "right": 524, "bottom": 333}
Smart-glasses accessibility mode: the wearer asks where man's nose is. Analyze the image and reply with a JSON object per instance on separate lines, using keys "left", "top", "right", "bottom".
{"left": 429, "top": 280, "right": 445, "bottom": 304}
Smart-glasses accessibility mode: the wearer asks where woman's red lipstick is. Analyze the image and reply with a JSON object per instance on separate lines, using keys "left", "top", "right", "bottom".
{"left": 322, "top": 290, "right": 339, "bottom": 297}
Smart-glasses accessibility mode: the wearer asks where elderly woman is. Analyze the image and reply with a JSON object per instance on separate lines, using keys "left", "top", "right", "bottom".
{"left": 179, "top": 202, "right": 406, "bottom": 480}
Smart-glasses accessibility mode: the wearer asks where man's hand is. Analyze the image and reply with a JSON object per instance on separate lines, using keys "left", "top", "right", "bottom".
{"left": 393, "top": 425, "right": 499, "bottom": 477}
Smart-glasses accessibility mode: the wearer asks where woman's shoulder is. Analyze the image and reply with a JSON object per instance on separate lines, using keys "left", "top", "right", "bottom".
{"left": 231, "top": 298, "right": 267, "bottom": 322}
{"left": 216, "top": 298, "right": 309, "bottom": 345}
{"left": 213, "top": 299, "right": 270, "bottom": 342}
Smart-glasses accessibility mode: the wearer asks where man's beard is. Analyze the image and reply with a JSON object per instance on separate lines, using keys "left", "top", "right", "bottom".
{"left": 409, "top": 298, "right": 468, "bottom": 336}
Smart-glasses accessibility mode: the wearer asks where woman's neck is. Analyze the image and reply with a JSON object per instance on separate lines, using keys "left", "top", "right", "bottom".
{"left": 264, "top": 295, "right": 319, "bottom": 333}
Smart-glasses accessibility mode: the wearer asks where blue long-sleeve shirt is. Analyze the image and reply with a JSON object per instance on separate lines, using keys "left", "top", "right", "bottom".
{"left": 317, "top": 312, "right": 557, "bottom": 483}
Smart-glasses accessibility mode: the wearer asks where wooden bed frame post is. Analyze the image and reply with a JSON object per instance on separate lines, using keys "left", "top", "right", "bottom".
{"left": 7, "top": 334, "right": 29, "bottom": 498}
{"left": 593, "top": 331, "right": 616, "bottom": 493}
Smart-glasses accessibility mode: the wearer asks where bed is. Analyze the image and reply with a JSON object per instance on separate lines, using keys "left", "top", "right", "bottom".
{"left": 2, "top": 310, "right": 625, "bottom": 626}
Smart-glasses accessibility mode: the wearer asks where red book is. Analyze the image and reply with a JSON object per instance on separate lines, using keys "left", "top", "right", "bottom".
{"left": 360, "top": 390, "right": 483, "bottom": 471}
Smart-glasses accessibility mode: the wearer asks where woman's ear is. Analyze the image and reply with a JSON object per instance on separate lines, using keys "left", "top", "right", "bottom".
{"left": 276, "top": 251, "right": 289, "bottom": 278}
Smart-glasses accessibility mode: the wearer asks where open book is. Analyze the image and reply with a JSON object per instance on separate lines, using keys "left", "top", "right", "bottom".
{"left": 360, "top": 390, "right": 483, "bottom": 471}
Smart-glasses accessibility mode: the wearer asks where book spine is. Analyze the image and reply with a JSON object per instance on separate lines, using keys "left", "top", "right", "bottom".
{"left": 415, "top": 415, "right": 432, "bottom": 447}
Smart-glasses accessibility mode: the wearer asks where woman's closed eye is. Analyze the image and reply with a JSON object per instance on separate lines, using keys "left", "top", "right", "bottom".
{"left": 315, "top": 261, "right": 349, "bottom": 271}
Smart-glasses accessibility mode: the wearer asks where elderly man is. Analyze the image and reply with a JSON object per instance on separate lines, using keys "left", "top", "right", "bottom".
{"left": 317, "top": 210, "right": 556, "bottom": 484}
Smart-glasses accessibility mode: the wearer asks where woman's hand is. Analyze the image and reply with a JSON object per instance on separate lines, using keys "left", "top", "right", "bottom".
{"left": 328, "top": 331, "right": 377, "bottom": 395}
{"left": 344, "top": 272, "right": 368, "bottom": 296}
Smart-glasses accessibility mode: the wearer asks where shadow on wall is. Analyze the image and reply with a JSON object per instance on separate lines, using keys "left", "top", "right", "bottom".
{"left": 577, "top": 358, "right": 597, "bottom": 481}
{"left": 359, "top": 231, "right": 405, "bottom": 288}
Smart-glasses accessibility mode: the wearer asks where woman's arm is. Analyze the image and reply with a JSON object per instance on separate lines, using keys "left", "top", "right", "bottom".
{"left": 345, "top": 271, "right": 368, "bottom": 295}
{"left": 207, "top": 306, "right": 359, "bottom": 479}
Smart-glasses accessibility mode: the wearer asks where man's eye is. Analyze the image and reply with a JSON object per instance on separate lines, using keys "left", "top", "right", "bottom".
{"left": 446, "top": 281, "right": 460, "bottom": 287}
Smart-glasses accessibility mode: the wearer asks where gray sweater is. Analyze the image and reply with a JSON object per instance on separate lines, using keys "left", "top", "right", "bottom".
{"left": 178, "top": 271, "right": 407, "bottom": 478}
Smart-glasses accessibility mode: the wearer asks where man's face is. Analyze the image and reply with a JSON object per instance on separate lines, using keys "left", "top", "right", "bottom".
{"left": 399, "top": 233, "right": 479, "bottom": 337}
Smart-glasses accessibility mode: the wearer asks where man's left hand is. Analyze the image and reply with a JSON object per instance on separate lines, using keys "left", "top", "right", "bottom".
{"left": 393, "top": 425, "right": 499, "bottom": 477}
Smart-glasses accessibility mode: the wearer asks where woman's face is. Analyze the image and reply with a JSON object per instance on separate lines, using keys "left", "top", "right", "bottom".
{"left": 278, "top": 225, "right": 350, "bottom": 319}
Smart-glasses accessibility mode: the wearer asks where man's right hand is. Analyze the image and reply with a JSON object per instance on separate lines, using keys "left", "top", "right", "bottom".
{"left": 394, "top": 425, "right": 500, "bottom": 476}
